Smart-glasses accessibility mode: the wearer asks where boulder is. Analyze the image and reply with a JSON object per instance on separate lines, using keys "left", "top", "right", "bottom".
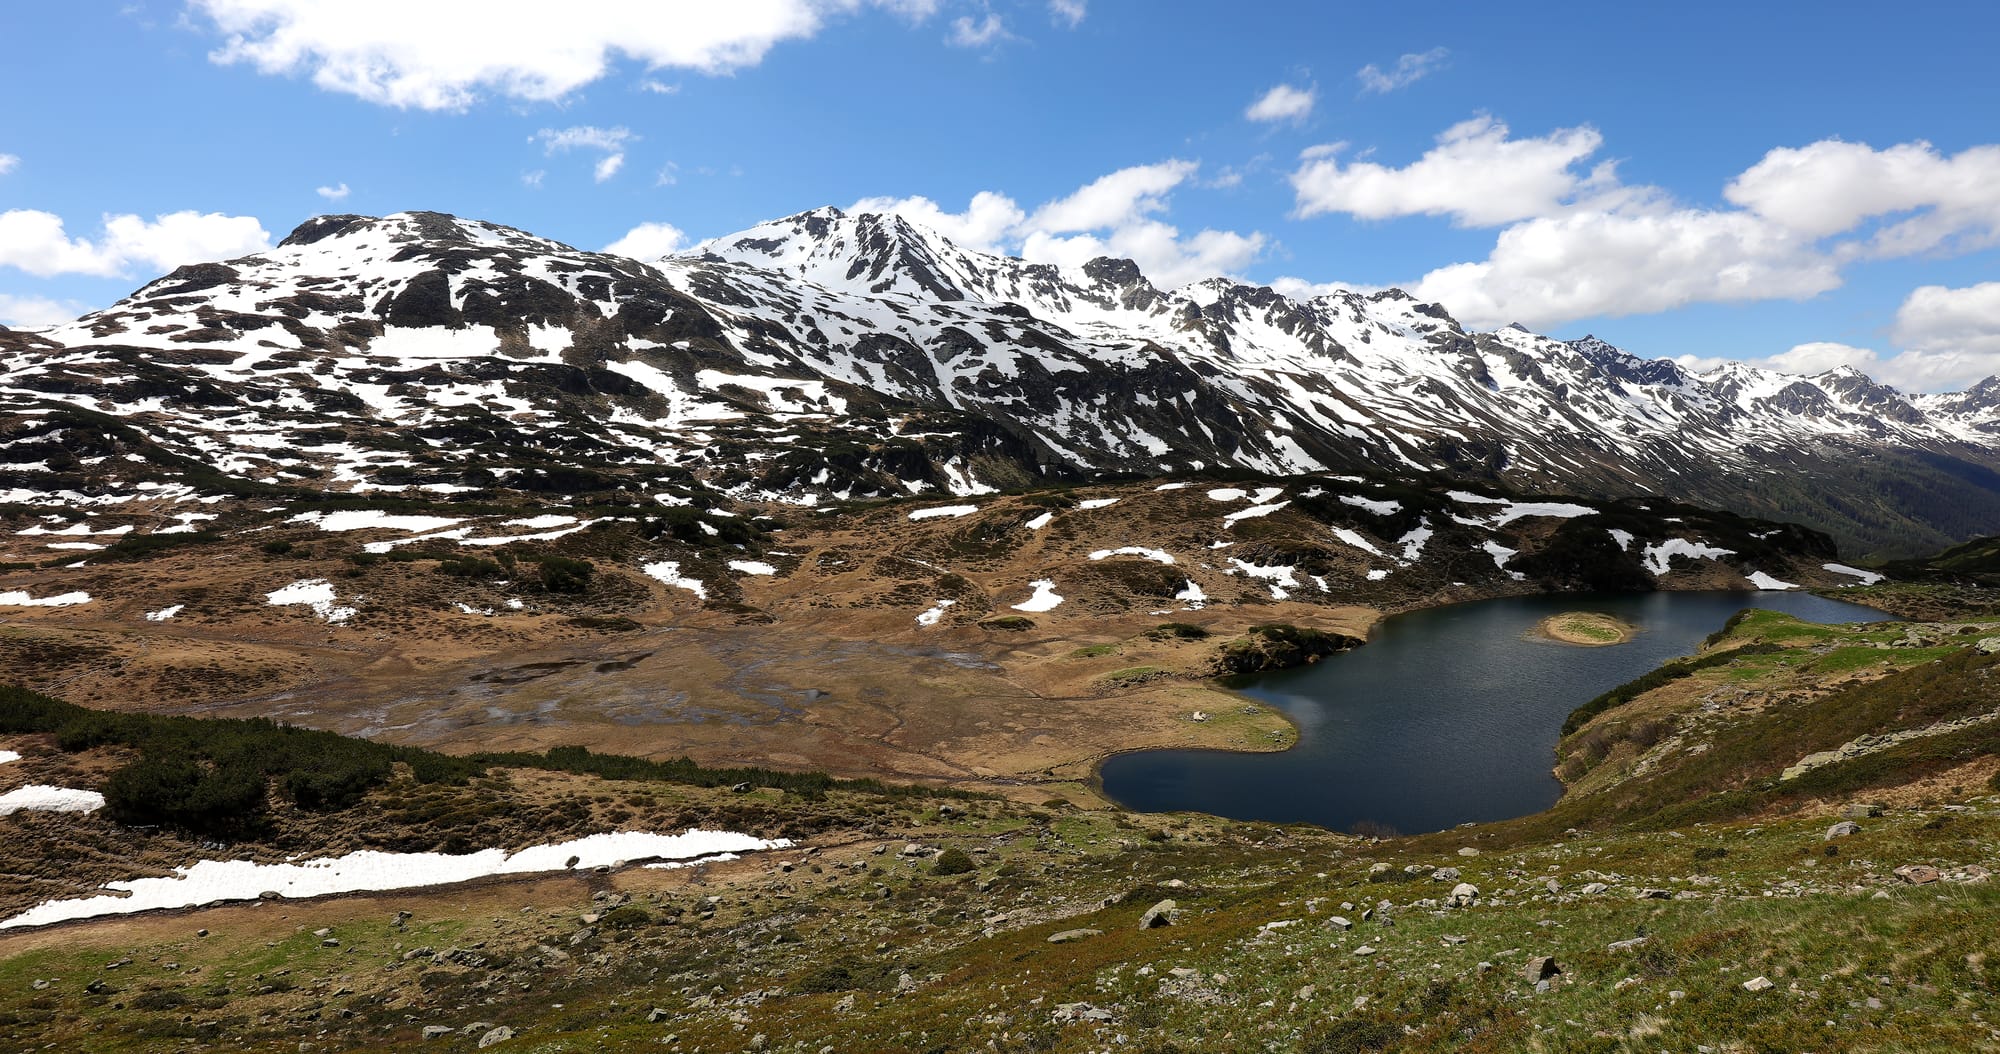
{"left": 1742, "top": 976, "right": 1775, "bottom": 992}
{"left": 1840, "top": 803, "right": 1884, "bottom": 819}
{"left": 421, "top": 1026, "right": 453, "bottom": 1041}
{"left": 1523, "top": 956, "right": 1561, "bottom": 983}
{"left": 1893, "top": 864, "right": 1942, "bottom": 885}
{"left": 1047, "top": 928, "right": 1102, "bottom": 944}
{"left": 1579, "top": 882, "right": 1608, "bottom": 896}
{"left": 477, "top": 1026, "right": 514, "bottom": 1048}
{"left": 1826, "top": 821, "right": 1862, "bottom": 839}
{"left": 1447, "top": 883, "right": 1479, "bottom": 908}
{"left": 1138, "top": 899, "right": 1179, "bottom": 930}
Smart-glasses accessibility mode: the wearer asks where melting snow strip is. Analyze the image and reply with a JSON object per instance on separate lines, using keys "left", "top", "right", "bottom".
{"left": 908, "top": 505, "right": 979, "bottom": 521}
{"left": 1012, "top": 580, "right": 1064, "bottom": 612}
{"left": 0, "top": 785, "right": 104, "bottom": 817}
{"left": 0, "top": 830, "right": 790, "bottom": 930}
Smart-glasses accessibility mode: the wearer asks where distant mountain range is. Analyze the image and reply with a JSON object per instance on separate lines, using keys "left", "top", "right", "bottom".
{"left": 4, "top": 207, "right": 1998, "bottom": 556}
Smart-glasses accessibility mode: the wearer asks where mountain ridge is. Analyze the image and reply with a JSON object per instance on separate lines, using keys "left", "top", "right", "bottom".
{"left": 4, "top": 207, "right": 1998, "bottom": 556}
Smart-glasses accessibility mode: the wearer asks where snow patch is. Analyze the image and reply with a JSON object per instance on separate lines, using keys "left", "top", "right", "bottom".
{"left": 1641, "top": 538, "right": 1735, "bottom": 576}
{"left": 1089, "top": 547, "right": 1174, "bottom": 565}
{"left": 0, "top": 590, "right": 91, "bottom": 607}
{"left": 1745, "top": 571, "right": 1798, "bottom": 590}
{"left": 908, "top": 505, "right": 979, "bottom": 521}
{"left": 728, "top": 560, "right": 778, "bottom": 576}
{"left": 289, "top": 510, "right": 464, "bottom": 533}
{"left": 1339, "top": 495, "right": 1401, "bottom": 516}
{"left": 0, "top": 829, "right": 789, "bottom": 930}
{"left": 144, "top": 604, "right": 184, "bottom": 622}
{"left": 0, "top": 785, "right": 105, "bottom": 817}
{"left": 916, "top": 599, "right": 955, "bottom": 627}
{"left": 1024, "top": 511, "right": 1055, "bottom": 530}
{"left": 1011, "top": 579, "right": 1064, "bottom": 612}
{"left": 1821, "top": 563, "right": 1883, "bottom": 586}
{"left": 264, "top": 579, "right": 355, "bottom": 623}
{"left": 1076, "top": 498, "right": 1120, "bottom": 510}
{"left": 642, "top": 561, "right": 707, "bottom": 599}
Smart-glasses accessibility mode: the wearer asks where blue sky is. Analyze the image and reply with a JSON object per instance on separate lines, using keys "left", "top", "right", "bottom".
{"left": 4, "top": 1, "right": 1999, "bottom": 389}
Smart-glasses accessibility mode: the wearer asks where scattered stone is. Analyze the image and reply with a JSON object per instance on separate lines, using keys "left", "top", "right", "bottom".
{"left": 1743, "top": 976, "right": 1775, "bottom": 992}
{"left": 1580, "top": 882, "right": 1608, "bottom": 896}
{"left": 1640, "top": 888, "right": 1675, "bottom": 900}
{"left": 1431, "top": 867, "right": 1460, "bottom": 882}
{"left": 1545, "top": 878, "right": 1561, "bottom": 894}
{"left": 833, "top": 994, "right": 855, "bottom": 1013}
{"left": 476, "top": 1025, "right": 514, "bottom": 1048}
{"left": 646, "top": 1007, "right": 673, "bottom": 1023}
{"left": 1447, "top": 883, "right": 1479, "bottom": 908}
{"left": 1441, "top": 935, "right": 1468, "bottom": 946}
{"left": 1326, "top": 916, "right": 1353, "bottom": 931}
{"left": 1523, "top": 956, "right": 1561, "bottom": 983}
{"left": 1827, "top": 821, "right": 1862, "bottom": 839}
{"left": 1608, "top": 936, "right": 1649, "bottom": 952}
{"left": 896, "top": 972, "right": 918, "bottom": 994}
{"left": 1138, "top": 899, "right": 1179, "bottom": 930}
{"left": 1893, "top": 864, "right": 1942, "bottom": 885}
{"left": 421, "top": 1026, "right": 453, "bottom": 1041}
{"left": 320, "top": 938, "right": 340, "bottom": 948}
{"left": 1841, "top": 803, "right": 1884, "bottom": 819}
{"left": 1047, "top": 928, "right": 1102, "bottom": 944}
{"left": 1052, "top": 1002, "right": 1114, "bottom": 1024}
{"left": 1352, "top": 945, "right": 1377, "bottom": 956}
{"left": 1457, "top": 847, "right": 1481, "bottom": 857}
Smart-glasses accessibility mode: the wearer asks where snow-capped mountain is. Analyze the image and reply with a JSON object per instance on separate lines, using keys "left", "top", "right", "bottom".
{"left": 3, "top": 207, "right": 1997, "bottom": 556}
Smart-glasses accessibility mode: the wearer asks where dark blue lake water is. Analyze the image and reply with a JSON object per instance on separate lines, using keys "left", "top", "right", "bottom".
{"left": 1099, "top": 590, "right": 1887, "bottom": 834}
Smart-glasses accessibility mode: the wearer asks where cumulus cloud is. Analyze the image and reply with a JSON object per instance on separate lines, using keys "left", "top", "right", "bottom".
{"left": 0, "top": 154, "right": 18, "bottom": 176}
{"left": 1725, "top": 138, "right": 2000, "bottom": 256}
{"left": 1356, "top": 46, "right": 1448, "bottom": 94}
{"left": 603, "top": 221, "right": 688, "bottom": 259}
{"left": 0, "top": 209, "right": 271, "bottom": 278}
{"left": 1765, "top": 341, "right": 1882, "bottom": 375}
{"left": 1291, "top": 116, "right": 1611, "bottom": 227}
{"left": 1292, "top": 120, "right": 2000, "bottom": 354}
{"left": 1880, "top": 282, "right": 2000, "bottom": 389}
{"left": 1409, "top": 206, "right": 1838, "bottom": 330}
{"left": 188, "top": 0, "right": 932, "bottom": 110}
{"left": 1028, "top": 160, "right": 1197, "bottom": 233}
{"left": 535, "top": 125, "right": 634, "bottom": 183}
{"left": 1245, "top": 83, "right": 1314, "bottom": 124}
{"left": 947, "top": 12, "right": 1009, "bottom": 48}
{"left": 848, "top": 190, "right": 1024, "bottom": 252}
{"left": 1048, "top": 0, "right": 1085, "bottom": 26}
{"left": 852, "top": 159, "right": 1264, "bottom": 289}
{"left": 0, "top": 293, "right": 87, "bottom": 329}
{"left": 1266, "top": 276, "right": 1387, "bottom": 300}
{"left": 315, "top": 181, "right": 350, "bottom": 200}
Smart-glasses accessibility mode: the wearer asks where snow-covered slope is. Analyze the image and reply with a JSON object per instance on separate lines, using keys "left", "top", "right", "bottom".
{"left": 3, "top": 207, "right": 1998, "bottom": 554}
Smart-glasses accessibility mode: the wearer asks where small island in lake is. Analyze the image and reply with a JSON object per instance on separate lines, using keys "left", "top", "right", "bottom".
{"left": 1537, "top": 611, "right": 1637, "bottom": 646}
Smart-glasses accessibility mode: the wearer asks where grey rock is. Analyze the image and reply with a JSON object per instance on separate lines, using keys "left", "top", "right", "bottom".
{"left": 422, "top": 1026, "right": 453, "bottom": 1041}
{"left": 1826, "top": 820, "right": 1862, "bottom": 839}
{"left": 1047, "top": 928, "right": 1102, "bottom": 944}
{"left": 1580, "top": 882, "right": 1608, "bottom": 895}
{"left": 1523, "top": 956, "right": 1561, "bottom": 982}
{"left": 1742, "top": 976, "right": 1775, "bottom": 992}
{"left": 1138, "top": 899, "right": 1179, "bottom": 930}
{"left": 476, "top": 1025, "right": 514, "bottom": 1048}
{"left": 1326, "top": 916, "right": 1353, "bottom": 930}
{"left": 1447, "top": 882, "right": 1479, "bottom": 908}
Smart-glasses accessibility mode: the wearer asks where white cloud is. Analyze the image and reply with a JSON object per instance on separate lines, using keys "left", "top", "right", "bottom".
{"left": 1356, "top": 46, "right": 1448, "bottom": 94}
{"left": 853, "top": 159, "right": 1263, "bottom": 289}
{"left": 188, "top": 0, "right": 931, "bottom": 110}
{"left": 655, "top": 162, "right": 680, "bottom": 186}
{"left": 535, "top": 125, "right": 633, "bottom": 183}
{"left": 1410, "top": 206, "right": 1836, "bottom": 330}
{"left": 535, "top": 125, "right": 633, "bottom": 154}
{"left": 603, "top": 221, "right": 688, "bottom": 259}
{"left": 1267, "top": 276, "right": 1387, "bottom": 300}
{"left": 1048, "top": 0, "right": 1085, "bottom": 26}
{"left": 849, "top": 190, "right": 1024, "bottom": 252}
{"left": 0, "top": 154, "right": 18, "bottom": 176}
{"left": 1028, "top": 159, "right": 1197, "bottom": 233}
{"left": 1725, "top": 138, "right": 2000, "bottom": 255}
{"left": 522, "top": 169, "right": 546, "bottom": 189}
{"left": 1245, "top": 84, "right": 1314, "bottom": 124}
{"left": 1878, "top": 282, "right": 2000, "bottom": 389}
{"left": 0, "top": 209, "right": 271, "bottom": 278}
{"left": 0, "top": 293, "right": 86, "bottom": 329}
{"left": 1021, "top": 222, "right": 1264, "bottom": 289}
{"left": 947, "top": 12, "right": 1009, "bottom": 47}
{"left": 1291, "top": 116, "right": 1609, "bottom": 227}
{"left": 1765, "top": 341, "right": 1881, "bottom": 376}
{"left": 638, "top": 78, "right": 679, "bottom": 94}
{"left": 315, "top": 181, "right": 350, "bottom": 200}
